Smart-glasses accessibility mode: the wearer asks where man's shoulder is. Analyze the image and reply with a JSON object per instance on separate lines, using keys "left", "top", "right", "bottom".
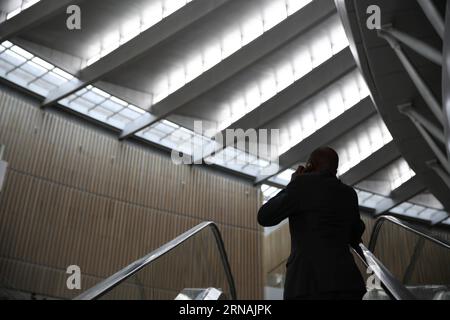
{"left": 339, "top": 181, "right": 358, "bottom": 197}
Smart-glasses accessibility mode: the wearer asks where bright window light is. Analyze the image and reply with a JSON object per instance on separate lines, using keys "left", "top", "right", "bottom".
{"left": 120, "top": 18, "right": 141, "bottom": 45}
{"left": 31, "top": 56, "right": 53, "bottom": 70}
{"left": 149, "top": 0, "right": 314, "bottom": 113}
{"left": 262, "top": 1, "right": 287, "bottom": 31}
{"left": 0, "top": 41, "right": 75, "bottom": 97}
{"left": 287, "top": 0, "right": 312, "bottom": 15}
{"left": 163, "top": 0, "right": 186, "bottom": 18}
{"left": 310, "top": 31, "right": 333, "bottom": 68}
{"left": 335, "top": 116, "right": 393, "bottom": 175}
{"left": 185, "top": 54, "right": 204, "bottom": 83}
{"left": 218, "top": 14, "right": 349, "bottom": 130}
{"left": 388, "top": 158, "right": 416, "bottom": 190}
{"left": 11, "top": 46, "right": 33, "bottom": 59}
{"left": 292, "top": 47, "right": 313, "bottom": 79}
{"left": 52, "top": 68, "right": 74, "bottom": 80}
{"left": 221, "top": 29, "right": 242, "bottom": 58}
{"left": 241, "top": 15, "right": 264, "bottom": 46}
{"left": 86, "top": 0, "right": 192, "bottom": 66}
{"left": 169, "top": 67, "right": 186, "bottom": 93}
{"left": 203, "top": 43, "right": 222, "bottom": 72}
{"left": 6, "top": 8, "right": 21, "bottom": 20}
{"left": 245, "top": 85, "right": 262, "bottom": 111}
{"left": 273, "top": 71, "right": 369, "bottom": 155}
{"left": 141, "top": 2, "right": 163, "bottom": 30}
{"left": 6, "top": 0, "right": 41, "bottom": 20}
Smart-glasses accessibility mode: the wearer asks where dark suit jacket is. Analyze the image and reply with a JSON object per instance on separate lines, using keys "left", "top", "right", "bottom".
{"left": 258, "top": 171, "right": 366, "bottom": 299}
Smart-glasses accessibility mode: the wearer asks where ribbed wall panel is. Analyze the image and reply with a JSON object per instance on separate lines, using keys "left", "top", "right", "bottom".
{"left": 0, "top": 88, "right": 263, "bottom": 299}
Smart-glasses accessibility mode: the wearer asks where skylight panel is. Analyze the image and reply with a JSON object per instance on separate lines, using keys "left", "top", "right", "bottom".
{"left": 31, "top": 57, "right": 53, "bottom": 70}
{"left": 356, "top": 190, "right": 375, "bottom": 205}
{"left": 335, "top": 116, "right": 393, "bottom": 175}
{"left": 86, "top": 0, "right": 193, "bottom": 66}
{"left": 5, "top": 0, "right": 41, "bottom": 20}
{"left": 389, "top": 159, "right": 416, "bottom": 190}
{"left": 21, "top": 60, "right": 48, "bottom": 78}
{"left": 277, "top": 71, "right": 369, "bottom": 155}
{"left": 1, "top": 49, "right": 27, "bottom": 66}
{"left": 0, "top": 42, "right": 76, "bottom": 96}
{"left": 216, "top": 14, "right": 349, "bottom": 130}
{"left": 58, "top": 84, "right": 147, "bottom": 129}
{"left": 0, "top": 60, "right": 14, "bottom": 74}
{"left": 10, "top": 45, "right": 33, "bottom": 60}
{"left": 40, "top": 72, "right": 68, "bottom": 86}
{"left": 356, "top": 191, "right": 448, "bottom": 224}
{"left": 90, "top": 107, "right": 115, "bottom": 122}
{"left": 150, "top": 0, "right": 316, "bottom": 106}
{"left": 360, "top": 193, "right": 386, "bottom": 208}
{"left": 28, "top": 79, "right": 57, "bottom": 96}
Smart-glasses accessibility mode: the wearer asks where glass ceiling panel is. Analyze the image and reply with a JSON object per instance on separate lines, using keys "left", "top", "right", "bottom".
{"left": 3, "top": 0, "right": 40, "bottom": 21}
{"left": 151, "top": 0, "right": 314, "bottom": 105}
{"left": 334, "top": 115, "right": 393, "bottom": 175}
{"left": 59, "top": 85, "right": 146, "bottom": 129}
{"left": 215, "top": 14, "right": 349, "bottom": 131}
{"left": 0, "top": 41, "right": 74, "bottom": 97}
{"left": 267, "top": 115, "right": 393, "bottom": 186}
{"left": 275, "top": 70, "right": 369, "bottom": 155}
{"left": 356, "top": 158, "right": 416, "bottom": 196}
{"left": 86, "top": 0, "right": 194, "bottom": 66}
{"left": 391, "top": 202, "right": 447, "bottom": 223}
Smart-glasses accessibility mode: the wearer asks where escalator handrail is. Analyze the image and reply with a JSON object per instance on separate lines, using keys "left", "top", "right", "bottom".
{"left": 369, "top": 215, "right": 450, "bottom": 253}
{"left": 352, "top": 243, "right": 416, "bottom": 300}
{"left": 74, "top": 221, "right": 237, "bottom": 300}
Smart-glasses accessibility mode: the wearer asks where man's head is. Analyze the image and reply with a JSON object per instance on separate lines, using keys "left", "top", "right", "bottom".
{"left": 306, "top": 147, "right": 339, "bottom": 175}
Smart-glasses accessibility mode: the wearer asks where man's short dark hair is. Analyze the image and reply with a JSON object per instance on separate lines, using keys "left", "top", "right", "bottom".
{"left": 308, "top": 147, "right": 339, "bottom": 174}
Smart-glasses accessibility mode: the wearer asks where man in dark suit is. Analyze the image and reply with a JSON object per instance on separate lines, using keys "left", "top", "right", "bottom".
{"left": 258, "top": 147, "right": 366, "bottom": 300}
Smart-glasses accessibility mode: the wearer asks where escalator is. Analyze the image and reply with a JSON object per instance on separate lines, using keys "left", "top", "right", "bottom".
{"left": 355, "top": 216, "right": 450, "bottom": 300}
{"left": 75, "top": 222, "right": 237, "bottom": 300}
{"left": 75, "top": 216, "right": 450, "bottom": 300}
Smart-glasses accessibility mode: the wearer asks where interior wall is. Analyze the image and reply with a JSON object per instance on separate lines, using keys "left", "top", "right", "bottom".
{"left": 0, "top": 85, "right": 264, "bottom": 299}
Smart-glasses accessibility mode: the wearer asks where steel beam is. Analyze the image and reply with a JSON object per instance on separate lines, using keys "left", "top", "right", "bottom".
{"left": 399, "top": 103, "right": 445, "bottom": 145}
{"left": 400, "top": 105, "right": 450, "bottom": 174}
{"left": 417, "top": 0, "right": 445, "bottom": 39}
{"left": 379, "top": 31, "right": 444, "bottom": 125}
{"left": 382, "top": 27, "right": 442, "bottom": 65}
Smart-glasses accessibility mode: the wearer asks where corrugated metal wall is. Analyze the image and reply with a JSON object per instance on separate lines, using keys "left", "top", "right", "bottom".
{"left": 0, "top": 88, "right": 264, "bottom": 299}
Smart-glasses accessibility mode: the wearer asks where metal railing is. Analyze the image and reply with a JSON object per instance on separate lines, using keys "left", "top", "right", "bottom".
{"left": 352, "top": 244, "right": 416, "bottom": 300}
{"left": 75, "top": 221, "right": 237, "bottom": 300}
{"left": 369, "top": 215, "right": 450, "bottom": 253}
